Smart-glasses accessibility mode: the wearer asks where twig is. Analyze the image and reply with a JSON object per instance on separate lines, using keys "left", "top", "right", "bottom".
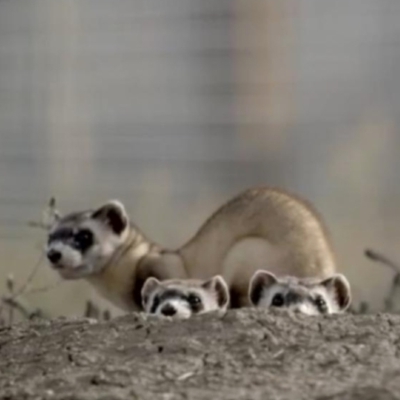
{"left": 1, "top": 290, "right": 51, "bottom": 324}
{"left": 2, "top": 296, "right": 35, "bottom": 320}
{"left": 364, "top": 248, "right": 400, "bottom": 273}
{"left": 22, "top": 280, "right": 63, "bottom": 296}
{"left": 358, "top": 301, "right": 369, "bottom": 314}
{"left": 84, "top": 300, "right": 100, "bottom": 319}
{"left": 365, "top": 248, "right": 400, "bottom": 312}
{"left": 27, "top": 221, "right": 50, "bottom": 230}
{"left": 7, "top": 275, "right": 14, "bottom": 325}
{"left": 103, "top": 310, "right": 111, "bottom": 321}
{"left": 383, "top": 272, "right": 400, "bottom": 312}
{"left": 27, "top": 197, "right": 61, "bottom": 231}
{"left": 0, "top": 197, "right": 62, "bottom": 326}
{"left": 0, "top": 252, "right": 44, "bottom": 321}
{"left": 11, "top": 252, "right": 45, "bottom": 298}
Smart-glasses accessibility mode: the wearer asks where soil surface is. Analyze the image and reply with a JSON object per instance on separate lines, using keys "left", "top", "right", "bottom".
{"left": 1, "top": 309, "right": 400, "bottom": 400}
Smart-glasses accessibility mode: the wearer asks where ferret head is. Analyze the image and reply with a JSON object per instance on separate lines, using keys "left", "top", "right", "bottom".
{"left": 46, "top": 200, "right": 130, "bottom": 279}
{"left": 249, "top": 270, "right": 351, "bottom": 315}
{"left": 141, "top": 276, "right": 230, "bottom": 319}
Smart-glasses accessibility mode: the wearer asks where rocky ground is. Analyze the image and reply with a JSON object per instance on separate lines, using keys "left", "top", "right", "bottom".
{"left": 0, "top": 309, "right": 400, "bottom": 400}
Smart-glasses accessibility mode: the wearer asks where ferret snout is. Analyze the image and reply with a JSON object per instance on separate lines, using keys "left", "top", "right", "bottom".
{"left": 160, "top": 303, "right": 177, "bottom": 317}
{"left": 47, "top": 249, "right": 62, "bottom": 265}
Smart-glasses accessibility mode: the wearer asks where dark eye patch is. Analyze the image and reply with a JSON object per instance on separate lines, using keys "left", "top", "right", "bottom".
{"left": 150, "top": 295, "right": 160, "bottom": 314}
{"left": 271, "top": 293, "right": 285, "bottom": 307}
{"left": 314, "top": 295, "right": 328, "bottom": 314}
{"left": 150, "top": 289, "right": 204, "bottom": 314}
{"left": 48, "top": 228, "right": 73, "bottom": 244}
{"left": 187, "top": 293, "right": 203, "bottom": 313}
{"left": 73, "top": 229, "right": 94, "bottom": 252}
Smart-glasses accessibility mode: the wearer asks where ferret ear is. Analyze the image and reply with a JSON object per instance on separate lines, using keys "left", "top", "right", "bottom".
{"left": 92, "top": 200, "right": 128, "bottom": 235}
{"left": 141, "top": 277, "right": 161, "bottom": 308}
{"left": 320, "top": 274, "right": 352, "bottom": 312}
{"left": 202, "top": 275, "right": 230, "bottom": 310}
{"left": 249, "top": 270, "right": 278, "bottom": 306}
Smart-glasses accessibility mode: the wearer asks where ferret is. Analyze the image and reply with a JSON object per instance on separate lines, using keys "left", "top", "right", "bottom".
{"left": 141, "top": 275, "right": 230, "bottom": 319}
{"left": 249, "top": 270, "right": 351, "bottom": 315}
{"left": 45, "top": 187, "right": 337, "bottom": 311}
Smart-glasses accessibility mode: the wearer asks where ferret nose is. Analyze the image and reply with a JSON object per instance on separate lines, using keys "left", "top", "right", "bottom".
{"left": 161, "top": 304, "right": 176, "bottom": 317}
{"left": 47, "top": 249, "right": 62, "bottom": 264}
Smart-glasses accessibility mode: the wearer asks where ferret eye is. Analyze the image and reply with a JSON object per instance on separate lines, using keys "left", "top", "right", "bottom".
{"left": 74, "top": 229, "right": 93, "bottom": 251}
{"left": 314, "top": 295, "right": 327, "bottom": 313}
{"left": 150, "top": 296, "right": 160, "bottom": 314}
{"left": 187, "top": 294, "right": 201, "bottom": 306}
{"left": 271, "top": 293, "right": 284, "bottom": 307}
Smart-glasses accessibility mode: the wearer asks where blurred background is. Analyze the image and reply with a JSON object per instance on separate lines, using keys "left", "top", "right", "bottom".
{"left": 1, "top": 0, "right": 400, "bottom": 318}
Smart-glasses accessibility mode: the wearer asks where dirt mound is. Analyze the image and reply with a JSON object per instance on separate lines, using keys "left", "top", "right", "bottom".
{"left": 1, "top": 309, "right": 400, "bottom": 400}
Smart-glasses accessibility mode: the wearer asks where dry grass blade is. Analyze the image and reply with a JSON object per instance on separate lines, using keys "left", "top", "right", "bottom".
{"left": 28, "top": 197, "right": 61, "bottom": 231}
{"left": 2, "top": 296, "right": 34, "bottom": 319}
{"left": 0, "top": 252, "right": 45, "bottom": 323}
{"left": 364, "top": 248, "right": 400, "bottom": 273}
{"left": 365, "top": 248, "right": 400, "bottom": 312}
{"left": 1, "top": 198, "right": 60, "bottom": 320}
{"left": 11, "top": 252, "right": 45, "bottom": 298}
{"left": 23, "top": 280, "right": 63, "bottom": 295}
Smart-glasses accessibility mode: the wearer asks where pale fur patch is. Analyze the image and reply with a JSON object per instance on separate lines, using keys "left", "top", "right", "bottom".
{"left": 47, "top": 241, "right": 82, "bottom": 269}
{"left": 151, "top": 298, "right": 192, "bottom": 319}
{"left": 82, "top": 219, "right": 127, "bottom": 271}
{"left": 291, "top": 302, "right": 320, "bottom": 316}
{"left": 309, "top": 286, "right": 340, "bottom": 313}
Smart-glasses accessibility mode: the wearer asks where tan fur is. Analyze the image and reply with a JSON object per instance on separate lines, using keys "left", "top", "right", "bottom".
{"left": 86, "top": 231, "right": 186, "bottom": 311}
{"left": 179, "top": 187, "right": 336, "bottom": 306}
{"left": 80, "top": 186, "right": 336, "bottom": 310}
